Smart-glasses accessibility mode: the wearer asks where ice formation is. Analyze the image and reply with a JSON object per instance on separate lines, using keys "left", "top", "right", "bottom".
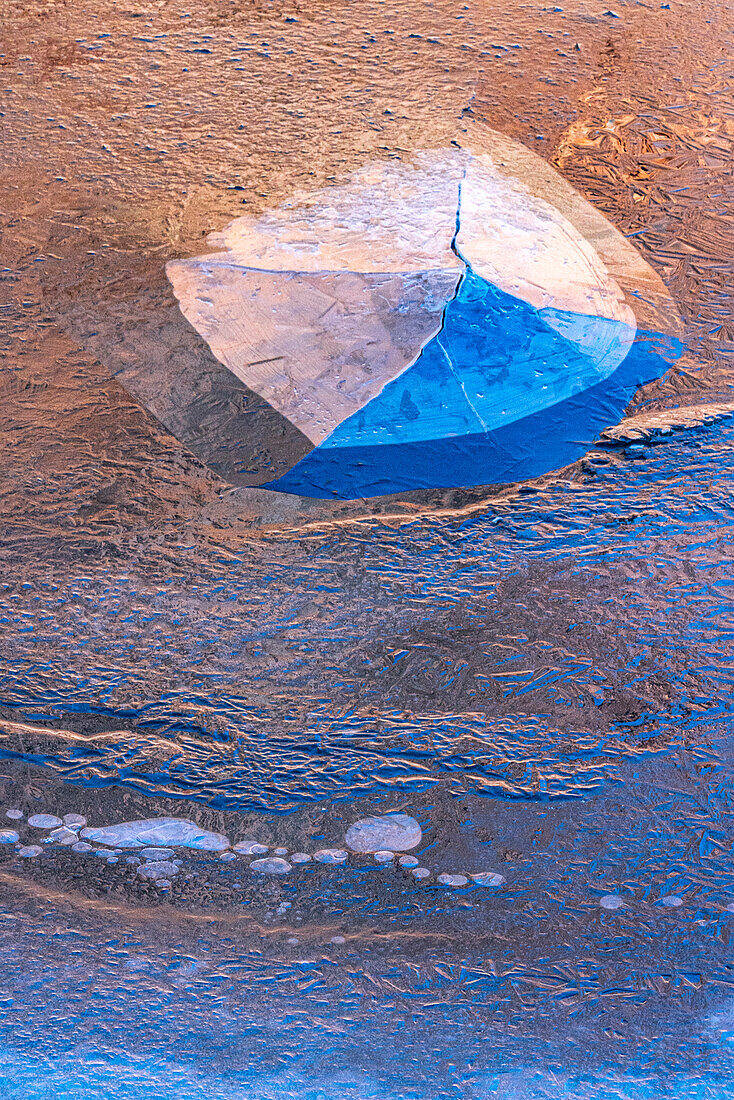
{"left": 80, "top": 817, "right": 230, "bottom": 851}
{"left": 345, "top": 813, "right": 422, "bottom": 853}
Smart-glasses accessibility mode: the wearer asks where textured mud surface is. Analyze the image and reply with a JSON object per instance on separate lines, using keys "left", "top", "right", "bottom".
{"left": 1, "top": 0, "right": 734, "bottom": 1096}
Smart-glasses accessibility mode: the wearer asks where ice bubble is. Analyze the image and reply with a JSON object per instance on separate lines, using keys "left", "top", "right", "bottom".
{"left": 140, "top": 848, "right": 175, "bottom": 861}
{"left": 437, "top": 873, "right": 468, "bottom": 887}
{"left": 290, "top": 853, "right": 312, "bottom": 863}
{"left": 250, "top": 857, "right": 292, "bottom": 875}
{"left": 313, "top": 849, "right": 348, "bottom": 864}
{"left": 233, "top": 840, "right": 268, "bottom": 855}
{"left": 138, "top": 861, "right": 179, "bottom": 881}
{"left": 27, "top": 814, "right": 63, "bottom": 829}
{"left": 17, "top": 845, "right": 42, "bottom": 858}
{"left": 661, "top": 895, "right": 683, "bottom": 907}
{"left": 63, "top": 814, "right": 87, "bottom": 828}
{"left": 345, "top": 813, "right": 422, "bottom": 853}
{"left": 80, "top": 817, "right": 230, "bottom": 852}
{"left": 72, "top": 842, "right": 93, "bottom": 854}
{"left": 412, "top": 867, "right": 430, "bottom": 880}
{"left": 398, "top": 855, "right": 419, "bottom": 868}
{"left": 471, "top": 872, "right": 506, "bottom": 887}
{"left": 49, "top": 827, "right": 79, "bottom": 846}
{"left": 274, "top": 847, "right": 288, "bottom": 856}
{"left": 220, "top": 851, "right": 237, "bottom": 861}
{"left": 0, "top": 830, "right": 19, "bottom": 844}
{"left": 373, "top": 850, "right": 395, "bottom": 863}
{"left": 330, "top": 935, "right": 346, "bottom": 945}
{"left": 599, "top": 894, "right": 624, "bottom": 910}
{"left": 5, "top": 810, "right": 23, "bottom": 821}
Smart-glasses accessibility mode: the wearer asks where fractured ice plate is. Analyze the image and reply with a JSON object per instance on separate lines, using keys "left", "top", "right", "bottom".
{"left": 161, "top": 119, "right": 683, "bottom": 499}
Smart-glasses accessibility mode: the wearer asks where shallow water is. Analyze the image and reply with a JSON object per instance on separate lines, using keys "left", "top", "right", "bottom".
{"left": 1, "top": 0, "right": 734, "bottom": 1095}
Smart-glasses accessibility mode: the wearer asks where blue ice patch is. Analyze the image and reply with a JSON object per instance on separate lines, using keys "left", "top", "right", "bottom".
{"left": 266, "top": 271, "right": 682, "bottom": 499}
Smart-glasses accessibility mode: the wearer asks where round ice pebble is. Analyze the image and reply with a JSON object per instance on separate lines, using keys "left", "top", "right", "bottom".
{"left": 138, "top": 861, "right": 179, "bottom": 881}
{"left": 27, "top": 814, "right": 62, "bottom": 829}
{"left": 599, "top": 894, "right": 624, "bottom": 910}
{"left": 398, "top": 855, "right": 419, "bottom": 869}
{"left": 313, "top": 849, "right": 348, "bottom": 864}
{"left": 73, "top": 842, "right": 93, "bottom": 854}
{"left": 18, "top": 845, "right": 42, "bottom": 858}
{"left": 63, "top": 814, "right": 87, "bottom": 828}
{"left": 49, "top": 827, "right": 78, "bottom": 846}
{"left": 471, "top": 872, "right": 506, "bottom": 887}
{"left": 140, "top": 848, "right": 175, "bottom": 861}
{"left": 250, "top": 857, "right": 292, "bottom": 875}
{"left": 345, "top": 813, "right": 421, "bottom": 853}
{"left": 0, "top": 830, "right": 19, "bottom": 844}
{"left": 373, "top": 850, "right": 395, "bottom": 863}
{"left": 290, "top": 853, "right": 312, "bottom": 863}
{"left": 661, "top": 895, "right": 683, "bottom": 907}
{"left": 5, "top": 810, "right": 23, "bottom": 821}
{"left": 233, "top": 840, "right": 268, "bottom": 856}
{"left": 437, "top": 873, "right": 468, "bottom": 887}
{"left": 412, "top": 867, "right": 430, "bottom": 880}
{"left": 220, "top": 851, "right": 237, "bottom": 861}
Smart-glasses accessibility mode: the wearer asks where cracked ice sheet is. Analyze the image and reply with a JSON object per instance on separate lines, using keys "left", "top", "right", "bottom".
{"left": 166, "top": 122, "right": 641, "bottom": 448}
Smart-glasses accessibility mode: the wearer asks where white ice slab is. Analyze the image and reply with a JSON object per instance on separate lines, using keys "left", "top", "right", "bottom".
{"left": 80, "top": 817, "right": 230, "bottom": 852}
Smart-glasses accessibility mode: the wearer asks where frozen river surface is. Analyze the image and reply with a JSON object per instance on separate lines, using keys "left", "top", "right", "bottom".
{"left": 1, "top": 0, "right": 734, "bottom": 1096}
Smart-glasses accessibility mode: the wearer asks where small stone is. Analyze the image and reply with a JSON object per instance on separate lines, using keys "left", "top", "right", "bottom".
{"left": 140, "top": 848, "right": 175, "bottom": 861}
{"left": 374, "top": 850, "right": 395, "bottom": 863}
{"left": 287, "top": 937, "right": 300, "bottom": 945}
{"left": 250, "top": 857, "right": 292, "bottom": 874}
{"left": 5, "top": 810, "right": 23, "bottom": 821}
{"left": 27, "top": 814, "right": 63, "bottom": 829}
{"left": 72, "top": 842, "right": 93, "bottom": 854}
{"left": 63, "top": 814, "right": 87, "bottom": 828}
{"left": 0, "top": 830, "right": 19, "bottom": 844}
{"left": 599, "top": 894, "right": 624, "bottom": 910}
{"left": 106, "top": 856, "right": 118, "bottom": 864}
{"left": 437, "top": 873, "right": 468, "bottom": 887}
{"left": 661, "top": 895, "right": 683, "bottom": 907}
{"left": 330, "top": 935, "right": 345, "bottom": 945}
{"left": 17, "top": 845, "right": 42, "bottom": 858}
{"left": 345, "top": 813, "right": 422, "bottom": 853}
{"left": 274, "top": 847, "right": 288, "bottom": 856}
{"left": 313, "top": 849, "right": 348, "bottom": 864}
{"left": 233, "top": 840, "right": 268, "bottom": 855}
{"left": 290, "top": 852, "right": 312, "bottom": 863}
{"left": 471, "top": 872, "right": 506, "bottom": 887}
{"left": 276, "top": 902, "right": 292, "bottom": 914}
{"left": 398, "top": 855, "right": 419, "bottom": 868}
{"left": 220, "top": 851, "right": 237, "bottom": 861}
{"left": 412, "top": 867, "right": 430, "bottom": 880}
